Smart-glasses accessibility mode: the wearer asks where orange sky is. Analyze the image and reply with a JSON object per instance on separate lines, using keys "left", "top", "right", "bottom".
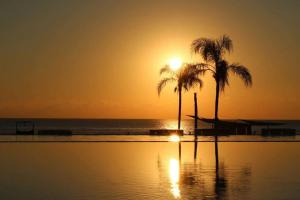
{"left": 0, "top": 0, "right": 299, "bottom": 119}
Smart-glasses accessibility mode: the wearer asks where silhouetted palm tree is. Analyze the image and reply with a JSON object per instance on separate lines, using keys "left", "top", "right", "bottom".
{"left": 192, "top": 35, "right": 252, "bottom": 171}
{"left": 192, "top": 35, "right": 252, "bottom": 125}
{"left": 158, "top": 64, "right": 204, "bottom": 129}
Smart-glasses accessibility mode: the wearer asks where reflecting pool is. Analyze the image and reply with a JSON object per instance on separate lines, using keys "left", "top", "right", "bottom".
{"left": 0, "top": 139, "right": 299, "bottom": 199}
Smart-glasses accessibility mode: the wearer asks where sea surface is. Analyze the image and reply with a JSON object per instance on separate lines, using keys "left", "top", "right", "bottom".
{"left": 0, "top": 118, "right": 299, "bottom": 135}
{"left": 0, "top": 139, "right": 299, "bottom": 200}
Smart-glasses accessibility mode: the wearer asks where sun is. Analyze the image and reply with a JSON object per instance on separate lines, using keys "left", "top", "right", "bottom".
{"left": 169, "top": 57, "right": 182, "bottom": 71}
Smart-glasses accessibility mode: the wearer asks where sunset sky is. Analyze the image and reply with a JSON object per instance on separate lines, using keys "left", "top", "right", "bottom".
{"left": 0, "top": 0, "right": 299, "bottom": 119}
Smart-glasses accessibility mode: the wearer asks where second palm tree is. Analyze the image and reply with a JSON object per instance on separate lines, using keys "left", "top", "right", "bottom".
{"left": 158, "top": 63, "right": 204, "bottom": 130}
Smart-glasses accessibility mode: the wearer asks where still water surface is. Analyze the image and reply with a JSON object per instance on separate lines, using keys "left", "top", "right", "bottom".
{"left": 0, "top": 138, "right": 299, "bottom": 199}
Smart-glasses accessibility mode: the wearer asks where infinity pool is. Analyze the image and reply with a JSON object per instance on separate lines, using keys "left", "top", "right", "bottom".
{"left": 0, "top": 139, "right": 299, "bottom": 199}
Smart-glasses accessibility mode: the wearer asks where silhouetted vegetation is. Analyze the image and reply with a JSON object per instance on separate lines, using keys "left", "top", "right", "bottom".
{"left": 191, "top": 34, "right": 253, "bottom": 170}
{"left": 158, "top": 64, "right": 204, "bottom": 129}
{"left": 192, "top": 34, "right": 252, "bottom": 123}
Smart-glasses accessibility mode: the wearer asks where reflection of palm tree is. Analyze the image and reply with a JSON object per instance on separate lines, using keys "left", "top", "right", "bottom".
{"left": 158, "top": 64, "right": 204, "bottom": 130}
{"left": 191, "top": 35, "right": 253, "bottom": 170}
{"left": 156, "top": 156, "right": 251, "bottom": 200}
{"left": 215, "top": 162, "right": 228, "bottom": 200}
{"left": 181, "top": 162, "right": 250, "bottom": 200}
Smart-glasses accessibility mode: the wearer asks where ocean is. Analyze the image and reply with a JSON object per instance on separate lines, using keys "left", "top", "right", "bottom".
{"left": 0, "top": 118, "right": 299, "bottom": 135}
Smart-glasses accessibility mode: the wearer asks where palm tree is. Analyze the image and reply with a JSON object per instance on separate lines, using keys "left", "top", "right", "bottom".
{"left": 158, "top": 63, "right": 204, "bottom": 130}
{"left": 191, "top": 34, "right": 252, "bottom": 171}
{"left": 191, "top": 34, "right": 252, "bottom": 127}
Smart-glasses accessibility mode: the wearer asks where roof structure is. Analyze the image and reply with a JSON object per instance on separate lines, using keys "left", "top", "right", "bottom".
{"left": 187, "top": 115, "right": 285, "bottom": 126}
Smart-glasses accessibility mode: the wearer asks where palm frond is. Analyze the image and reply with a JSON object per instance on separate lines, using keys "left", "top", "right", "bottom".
{"left": 191, "top": 38, "right": 216, "bottom": 62}
{"left": 159, "top": 65, "right": 176, "bottom": 76}
{"left": 174, "top": 87, "right": 178, "bottom": 93}
{"left": 178, "top": 63, "right": 205, "bottom": 92}
{"left": 192, "top": 35, "right": 233, "bottom": 65}
{"left": 184, "top": 63, "right": 209, "bottom": 77}
{"left": 157, "top": 62, "right": 206, "bottom": 95}
{"left": 188, "top": 76, "right": 203, "bottom": 89}
{"left": 215, "top": 60, "right": 230, "bottom": 91}
{"left": 229, "top": 63, "right": 252, "bottom": 87}
{"left": 157, "top": 77, "right": 176, "bottom": 96}
{"left": 182, "top": 83, "right": 189, "bottom": 91}
{"left": 217, "top": 34, "right": 233, "bottom": 54}
{"left": 190, "top": 63, "right": 216, "bottom": 74}
{"left": 219, "top": 74, "right": 229, "bottom": 91}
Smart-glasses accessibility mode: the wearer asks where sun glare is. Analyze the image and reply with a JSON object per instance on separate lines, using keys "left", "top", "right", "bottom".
{"left": 169, "top": 57, "right": 182, "bottom": 71}
{"left": 169, "top": 135, "right": 180, "bottom": 142}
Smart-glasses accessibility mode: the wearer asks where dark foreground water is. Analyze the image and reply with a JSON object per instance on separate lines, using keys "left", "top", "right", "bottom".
{"left": 0, "top": 136, "right": 299, "bottom": 200}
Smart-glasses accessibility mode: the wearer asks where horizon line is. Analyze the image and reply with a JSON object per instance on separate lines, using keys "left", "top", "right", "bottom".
{"left": 0, "top": 117, "right": 299, "bottom": 121}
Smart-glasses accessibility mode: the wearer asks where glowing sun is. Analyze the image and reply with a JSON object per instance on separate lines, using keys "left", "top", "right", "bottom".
{"left": 169, "top": 57, "right": 182, "bottom": 71}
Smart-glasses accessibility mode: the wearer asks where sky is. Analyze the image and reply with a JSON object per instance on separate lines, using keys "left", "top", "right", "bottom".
{"left": 0, "top": 0, "right": 299, "bottom": 119}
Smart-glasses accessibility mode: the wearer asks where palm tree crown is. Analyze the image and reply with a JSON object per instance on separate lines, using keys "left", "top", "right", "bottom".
{"left": 192, "top": 35, "right": 252, "bottom": 122}
{"left": 158, "top": 63, "right": 204, "bottom": 95}
{"left": 158, "top": 63, "right": 204, "bottom": 129}
{"left": 192, "top": 35, "right": 252, "bottom": 91}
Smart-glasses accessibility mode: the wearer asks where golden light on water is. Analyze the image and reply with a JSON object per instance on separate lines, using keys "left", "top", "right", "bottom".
{"left": 169, "top": 57, "right": 182, "bottom": 71}
{"left": 169, "top": 158, "right": 181, "bottom": 198}
{"left": 163, "top": 120, "right": 178, "bottom": 130}
{"left": 169, "top": 135, "right": 180, "bottom": 142}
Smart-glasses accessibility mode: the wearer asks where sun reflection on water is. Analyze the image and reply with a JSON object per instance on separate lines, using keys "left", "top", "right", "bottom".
{"left": 169, "top": 158, "right": 180, "bottom": 199}
{"left": 169, "top": 135, "right": 180, "bottom": 142}
{"left": 163, "top": 120, "right": 178, "bottom": 130}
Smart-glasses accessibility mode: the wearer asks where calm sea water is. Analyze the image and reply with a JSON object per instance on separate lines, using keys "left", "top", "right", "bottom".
{"left": 0, "top": 118, "right": 299, "bottom": 135}
{"left": 0, "top": 140, "right": 299, "bottom": 200}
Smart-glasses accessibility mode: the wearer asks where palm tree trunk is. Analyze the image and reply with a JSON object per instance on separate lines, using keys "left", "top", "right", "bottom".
{"left": 178, "top": 88, "right": 182, "bottom": 130}
{"left": 178, "top": 87, "right": 182, "bottom": 160}
{"left": 194, "top": 93, "right": 198, "bottom": 132}
{"left": 214, "top": 81, "right": 220, "bottom": 125}
{"left": 214, "top": 80, "right": 220, "bottom": 172}
{"left": 194, "top": 93, "right": 198, "bottom": 160}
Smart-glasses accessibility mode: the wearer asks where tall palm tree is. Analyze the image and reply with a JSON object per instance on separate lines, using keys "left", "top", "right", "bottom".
{"left": 158, "top": 64, "right": 204, "bottom": 130}
{"left": 191, "top": 35, "right": 252, "bottom": 171}
{"left": 191, "top": 34, "right": 252, "bottom": 127}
